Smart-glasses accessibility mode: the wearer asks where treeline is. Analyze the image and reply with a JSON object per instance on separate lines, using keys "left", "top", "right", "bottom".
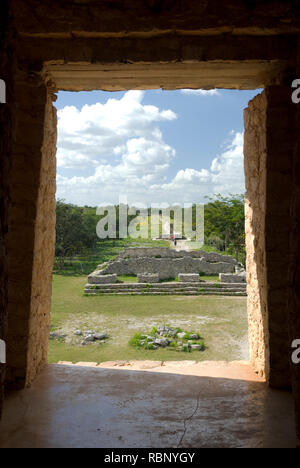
{"left": 55, "top": 194, "right": 245, "bottom": 267}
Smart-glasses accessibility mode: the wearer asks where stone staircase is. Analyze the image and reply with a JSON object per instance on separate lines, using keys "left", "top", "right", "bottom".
{"left": 84, "top": 281, "right": 247, "bottom": 296}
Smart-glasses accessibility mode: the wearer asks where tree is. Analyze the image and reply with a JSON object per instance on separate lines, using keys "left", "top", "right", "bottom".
{"left": 55, "top": 200, "right": 98, "bottom": 269}
{"left": 204, "top": 194, "right": 245, "bottom": 263}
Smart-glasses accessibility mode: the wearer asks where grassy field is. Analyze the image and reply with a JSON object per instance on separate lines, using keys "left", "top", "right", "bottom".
{"left": 49, "top": 275, "right": 249, "bottom": 364}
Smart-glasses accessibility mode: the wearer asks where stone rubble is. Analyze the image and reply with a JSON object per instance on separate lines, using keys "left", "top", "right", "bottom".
{"left": 130, "top": 325, "right": 205, "bottom": 353}
{"left": 50, "top": 330, "right": 108, "bottom": 346}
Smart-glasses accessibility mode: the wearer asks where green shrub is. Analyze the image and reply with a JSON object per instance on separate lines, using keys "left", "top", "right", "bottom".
{"left": 144, "top": 343, "right": 155, "bottom": 350}
{"left": 183, "top": 332, "right": 201, "bottom": 340}
{"left": 129, "top": 333, "right": 143, "bottom": 348}
{"left": 198, "top": 340, "right": 205, "bottom": 350}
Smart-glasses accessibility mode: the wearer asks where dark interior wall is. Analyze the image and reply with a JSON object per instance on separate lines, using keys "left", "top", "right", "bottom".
{"left": 265, "top": 86, "right": 296, "bottom": 389}
{"left": 0, "top": 1, "right": 15, "bottom": 418}
{"left": 289, "top": 46, "right": 300, "bottom": 439}
{"left": 11, "top": 0, "right": 300, "bottom": 35}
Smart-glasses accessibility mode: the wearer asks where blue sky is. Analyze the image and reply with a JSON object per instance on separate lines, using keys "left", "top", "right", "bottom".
{"left": 55, "top": 88, "right": 261, "bottom": 206}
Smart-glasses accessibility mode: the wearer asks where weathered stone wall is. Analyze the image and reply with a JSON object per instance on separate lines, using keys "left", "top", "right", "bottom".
{"left": 26, "top": 88, "right": 57, "bottom": 386}
{"left": 5, "top": 69, "right": 57, "bottom": 389}
{"left": 245, "top": 92, "right": 269, "bottom": 380}
{"left": 119, "top": 247, "right": 237, "bottom": 264}
{"left": 245, "top": 87, "right": 295, "bottom": 388}
{"left": 0, "top": 0, "right": 16, "bottom": 418}
{"left": 102, "top": 256, "right": 235, "bottom": 280}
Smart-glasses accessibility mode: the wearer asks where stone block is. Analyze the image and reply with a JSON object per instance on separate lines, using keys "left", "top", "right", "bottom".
{"left": 137, "top": 273, "right": 159, "bottom": 283}
{"left": 178, "top": 273, "right": 200, "bottom": 282}
{"left": 219, "top": 273, "right": 246, "bottom": 283}
{"left": 87, "top": 272, "right": 118, "bottom": 284}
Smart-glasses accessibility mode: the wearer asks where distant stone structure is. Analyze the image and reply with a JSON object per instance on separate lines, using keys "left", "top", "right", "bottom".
{"left": 89, "top": 247, "right": 237, "bottom": 282}
{"left": 85, "top": 248, "right": 247, "bottom": 296}
{"left": 118, "top": 247, "right": 236, "bottom": 264}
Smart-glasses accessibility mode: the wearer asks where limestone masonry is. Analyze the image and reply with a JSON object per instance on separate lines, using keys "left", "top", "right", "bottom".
{"left": 137, "top": 274, "right": 160, "bottom": 284}
{"left": 88, "top": 273, "right": 117, "bottom": 285}
{"left": 178, "top": 274, "right": 201, "bottom": 283}
{"left": 219, "top": 272, "right": 246, "bottom": 283}
{"left": 92, "top": 248, "right": 237, "bottom": 281}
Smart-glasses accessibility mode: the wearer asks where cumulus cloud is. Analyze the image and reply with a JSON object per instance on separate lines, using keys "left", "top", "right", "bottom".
{"left": 57, "top": 90, "right": 177, "bottom": 170}
{"left": 56, "top": 91, "right": 244, "bottom": 206}
{"left": 210, "top": 132, "right": 244, "bottom": 192}
{"left": 180, "top": 89, "right": 220, "bottom": 96}
{"left": 150, "top": 131, "right": 244, "bottom": 203}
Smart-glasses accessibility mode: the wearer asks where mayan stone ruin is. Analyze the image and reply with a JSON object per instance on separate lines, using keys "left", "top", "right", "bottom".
{"left": 85, "top": 247, "right": 247, "bottom": 296}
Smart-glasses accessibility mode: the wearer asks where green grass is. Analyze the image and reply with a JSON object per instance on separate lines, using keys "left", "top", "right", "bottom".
{"left": 49, "top": 274, "right": 248, "bottom": 364}
{"left": 118, "top": 275, "right": 138, "bottom": 283}
{"left": 200, "top": 275, "right": 219, "bottom": 282}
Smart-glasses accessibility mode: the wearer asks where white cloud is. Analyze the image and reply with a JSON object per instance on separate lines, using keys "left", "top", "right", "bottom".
{"left": 57, "top": 90, "right": 177, "bottom": 170}
{"left": 148, "top": 132, "right": 244, "bottom": 203}
{"left": 181, "top": 89, "right": 220, "bottom": 96}
{"left": 56, "top": 91, "right": 244, "bottom": 206}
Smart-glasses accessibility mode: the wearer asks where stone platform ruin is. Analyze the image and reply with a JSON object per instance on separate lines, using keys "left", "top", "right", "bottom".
{"left": 92, "top": 247, "right": 237, "bottom": 281}
{"left": 85, "top": 248, "right": 246, "bottom": 296}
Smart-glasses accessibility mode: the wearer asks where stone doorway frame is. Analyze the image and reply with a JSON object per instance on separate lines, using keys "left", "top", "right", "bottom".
{"left": 5, "top": 61, "right": 296, "bottom": 400}
{"left": 1, "top": 0, "right": 300, "bottom": 442}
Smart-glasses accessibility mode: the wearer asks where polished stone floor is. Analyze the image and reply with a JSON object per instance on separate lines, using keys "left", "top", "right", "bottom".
{"left": 0, "top": 361, "right": 298, "bottom": 448}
